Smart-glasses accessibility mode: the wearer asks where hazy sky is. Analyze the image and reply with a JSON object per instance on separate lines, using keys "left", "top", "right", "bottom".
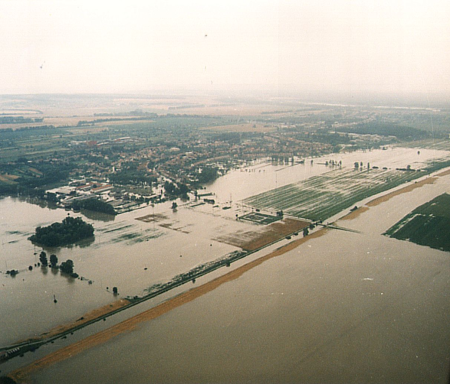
{"left": 0, "top": 0, "right": 449, "bottom": 95}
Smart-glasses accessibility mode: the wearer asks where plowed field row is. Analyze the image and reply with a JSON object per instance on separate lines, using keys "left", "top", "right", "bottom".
{"left": 244, "top": 168, "right": 424, "bottom": 221}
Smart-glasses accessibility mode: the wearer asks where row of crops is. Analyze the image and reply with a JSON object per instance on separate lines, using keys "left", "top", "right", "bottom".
{"left": 243, "top": 167, "right": 425, "bottom": 222}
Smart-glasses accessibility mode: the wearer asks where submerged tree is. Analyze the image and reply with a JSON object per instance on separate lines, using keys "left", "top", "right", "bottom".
{"left": 50, "top": 254, "right": 58, "bottom": 268}
{"left": 39, "top": 251, "right": 48, "bottom": 266}
{"left": 60, "top": 259, "right": 74, "bottom": 274}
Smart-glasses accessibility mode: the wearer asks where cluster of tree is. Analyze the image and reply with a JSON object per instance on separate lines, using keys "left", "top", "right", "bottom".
{"left": 38, "top": 251, "right": 77, "bottom": 276}
{"left": 164, "top": 181, "right": 189, "bottom": 198}
{"left": 0, "top": 183, "right": 19, "bottom": 196}
{"left": 39, "top": 251, "right": 59, "bottom": 267}
{"left": 60, "top": 259, "right": 75, "bottom": 275}
{"left": 309, "top": 130, "right": 352, "bottom": 146}
{"left": 29, "top": 217, "right": 94, "bottom": 247}
{"left": 72, "top": 198, "right": 116, "bottom": 215}
{"left": 354, "top": 162, "right": 371, "bottom": 170}
{"left": 0, "top": 160, "right": 74, "bottom": 197}
{"left": 211, "top": 131, "right": 243, "bottom": 145}
{"left": 0, "top": 116, "right": 44, "bottom": 124}
{"left": 109, "top": 169, "right": 157, "bottom": 186}
{"left": 0, "top": 125, "right": 55, "bottom": 135}
{"left": 77, "top": 115, "right": 156, "bottom": 126}
{"left": 196, "top": 166, "right": 218, "bottom": 184}
{"left": 18, "top": 163, "right": 73, "bottom": 190}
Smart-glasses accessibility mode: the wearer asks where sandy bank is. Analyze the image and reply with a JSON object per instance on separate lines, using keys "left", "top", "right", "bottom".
{"left": 339, "top": 206, "right": 370, "bottom": 221}
{"left": 436, "top": 168, "right": 450, "bottom": 177}
{"left": 16, "top": 299, "right": 130, "bottom": 346}
{"left": 44, "top": 299, "right": 129, "bottom": 338}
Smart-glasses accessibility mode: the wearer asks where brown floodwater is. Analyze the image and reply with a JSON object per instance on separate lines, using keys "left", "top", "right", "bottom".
{"left": 1, "top": 146, "right": 450, "bottom": 382}
{"left": 28, "top": 172, "right": 450, "bottom": 384}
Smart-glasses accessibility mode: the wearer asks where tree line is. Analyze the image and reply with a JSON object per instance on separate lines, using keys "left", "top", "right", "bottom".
{"left": 71, "top": 198, "right": 116, "bottom": 215}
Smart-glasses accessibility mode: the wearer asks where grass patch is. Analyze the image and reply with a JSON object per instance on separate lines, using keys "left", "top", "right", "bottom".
{"left": 384, "top": 193, "right": 450, "bottom": 252}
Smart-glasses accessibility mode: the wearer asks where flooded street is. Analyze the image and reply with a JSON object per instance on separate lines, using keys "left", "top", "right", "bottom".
{"left": 1, "top": 146, "right": 450, "bottom": 383}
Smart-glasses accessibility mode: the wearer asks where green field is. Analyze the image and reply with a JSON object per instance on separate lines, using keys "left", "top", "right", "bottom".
{"left": 243, "top": 167, "right": 425, "bottom": 221}
{"left": 384, "top": 193, "right": 450, "bottom": 252}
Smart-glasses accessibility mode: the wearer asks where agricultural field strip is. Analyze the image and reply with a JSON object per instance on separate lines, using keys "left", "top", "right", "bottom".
{"left": 383, "top": 193, "right": 450, "bottom": 252}
{"left": 301, "top": 171, "right": 425, "bottom": 220}
{"left": 246, "top": 169, "right": 362, "bottom": 208}
{"left": 244, "top": 168, "right": 424, "bottom": 221}
{"left": 96, "top": 223, "right": 161, "bottom": 245}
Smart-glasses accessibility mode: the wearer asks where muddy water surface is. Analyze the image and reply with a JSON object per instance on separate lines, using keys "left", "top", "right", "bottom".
{"left": 29, "top": 172, "right": 450, "bottom": 383}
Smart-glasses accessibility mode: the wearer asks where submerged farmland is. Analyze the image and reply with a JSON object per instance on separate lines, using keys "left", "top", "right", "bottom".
{"left": 384, "top": 192, "right": 450, "bottom": 252}
{"left": 243, "top": 165, "right": 439, "bottom": 222}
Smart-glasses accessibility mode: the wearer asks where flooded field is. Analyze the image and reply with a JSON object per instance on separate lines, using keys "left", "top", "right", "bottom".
{"left": 24, "top": 163, "right": 450, "bottom": 384}
{"left": 244, "top": 167, "right": 428, "bottom": 221}
{"left": 202, "top": 146, "right": 450, "bottom": 205}
{"left": 1, "top": 145, "right": 450, "bottom": 378}
{"left": 0, "top": 198, "right": 242, "bottom": 346}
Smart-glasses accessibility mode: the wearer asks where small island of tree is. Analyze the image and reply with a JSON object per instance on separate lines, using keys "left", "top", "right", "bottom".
{"left": 29, "top": 216, "right": 94, "bottom": 247}
{"left": 60, "top": 259, "right": 74, "bottom": 274}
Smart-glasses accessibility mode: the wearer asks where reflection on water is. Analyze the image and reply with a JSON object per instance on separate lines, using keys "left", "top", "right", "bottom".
{"left": 80, "top": 209, "right": 116, "bottom": 222}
